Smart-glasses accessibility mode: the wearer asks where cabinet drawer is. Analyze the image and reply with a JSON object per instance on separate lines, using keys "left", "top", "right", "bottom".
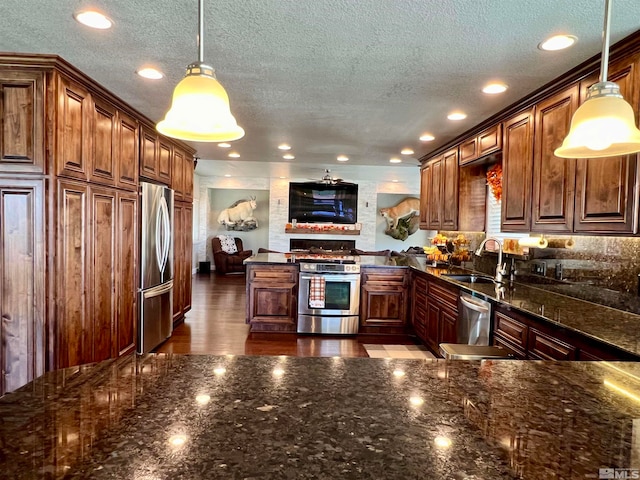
{"left": 493, "top": 334, "right": 526, "bottom": 359}
{"left": 362, "top": 268, "right": 407, "bottom": 285}
{"left": 528, "top": 328, "right": 576, "bottom": 360}
{"left": 248, "top": 266, "right": 297, "bottom": 284}
{"left": 494, "top": 311, "right": 528, "bottom": 349}
{"left": 429, "top": 281, "right": 458, "bottom": 311}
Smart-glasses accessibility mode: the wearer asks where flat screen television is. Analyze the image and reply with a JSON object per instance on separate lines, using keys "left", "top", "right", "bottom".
{"left": 288, "top": 182, "right": 358, "bottom": 224}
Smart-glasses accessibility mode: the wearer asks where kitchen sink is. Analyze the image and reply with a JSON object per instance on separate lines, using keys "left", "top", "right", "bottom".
{"left": 440, "top": 273, "right": 496, "bottom": 284}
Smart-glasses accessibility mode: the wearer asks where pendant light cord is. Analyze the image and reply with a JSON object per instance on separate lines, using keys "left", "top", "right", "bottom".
{"left": 198, "top": 0, "right": 204, "bottom": 64}
{"left": 600, "top": 0, "right": 612, "bottom": 83}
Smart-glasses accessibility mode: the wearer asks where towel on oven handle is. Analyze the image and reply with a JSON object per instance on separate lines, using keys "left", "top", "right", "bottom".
{"left": 309, "top": 276, "right": 326, "bottom": 309}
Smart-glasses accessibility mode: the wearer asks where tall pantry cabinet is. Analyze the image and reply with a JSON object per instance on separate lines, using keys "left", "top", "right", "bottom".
{"left": 0, "top": 55, "right": 195, "bottom": 396}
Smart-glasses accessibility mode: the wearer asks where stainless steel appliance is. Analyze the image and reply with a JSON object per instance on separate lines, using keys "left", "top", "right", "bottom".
{"left": 138, "top": 182, "right": 174, "bottom": 353}
{"left": 297, "top": 260, "right": 361, "bottom": 334}
{"left": 457, "top": 293, "right": 492, "bottom": 345}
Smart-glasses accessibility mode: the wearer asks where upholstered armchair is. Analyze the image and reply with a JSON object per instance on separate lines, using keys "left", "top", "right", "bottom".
{"left": 211, "top": 237, "right": 253, "bottom": 274}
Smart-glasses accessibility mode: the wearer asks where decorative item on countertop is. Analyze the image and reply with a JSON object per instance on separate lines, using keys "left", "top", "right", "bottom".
{"left": 217, "top": 196, "right": 258, "bottom": 231}
{"left": 380, "top": 197, "right": 420, "bottom": 240}
{"left": 486, "top": 163, "right": 502, "bottom": 201}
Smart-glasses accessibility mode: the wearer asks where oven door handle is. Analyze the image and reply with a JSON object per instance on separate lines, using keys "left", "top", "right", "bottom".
{"left": 299, "top": 273, "right": 361, "bottom": 282}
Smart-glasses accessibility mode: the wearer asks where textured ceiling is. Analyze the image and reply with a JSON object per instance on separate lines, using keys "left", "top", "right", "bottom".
{"left": 2, "top": 0, "right": 640, "bottom": 182}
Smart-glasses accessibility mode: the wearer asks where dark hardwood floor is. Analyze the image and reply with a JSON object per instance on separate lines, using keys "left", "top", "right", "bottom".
{"left": 156, "top": 273, "right": 416, "bottom": 357}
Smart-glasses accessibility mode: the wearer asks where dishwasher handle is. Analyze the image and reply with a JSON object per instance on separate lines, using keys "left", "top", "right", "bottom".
{"left": 460, "top": 295, "right": 490, "bottom": 314}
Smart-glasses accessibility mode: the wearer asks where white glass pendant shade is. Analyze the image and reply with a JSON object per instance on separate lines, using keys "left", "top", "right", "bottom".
{"left": 157, "top": 63, "right": 245, "bottom": 142}
{"left": 555, "top": 88, "right": 640, "bottom": 158}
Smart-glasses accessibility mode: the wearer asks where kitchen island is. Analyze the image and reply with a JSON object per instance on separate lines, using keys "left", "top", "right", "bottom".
{"left": 1, "top": 353, "right": 639, "bottom": 479}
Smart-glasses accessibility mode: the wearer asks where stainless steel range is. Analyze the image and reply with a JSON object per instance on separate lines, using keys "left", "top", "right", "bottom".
{"left": 297, "top": 259, "right": 361, "bottom": 335}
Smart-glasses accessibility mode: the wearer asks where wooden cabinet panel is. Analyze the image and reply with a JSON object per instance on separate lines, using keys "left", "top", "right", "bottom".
{"left": 172, "top": 202, "right": 184, "bottom": 324}
{"left": 424, "top": 279, "right": 459, "bottom": 356}
{"left": 528, "top": 327, "right": 576, "bottom": 360}
{"left": 439, "top": 309, "right": 458, "bottom": 345}
{"left": 532, "top": 85, "right": 579, "bottom": 233}
{"left": 88, "top": 186, "right": 116, "bottom": 362}
{"left": 574, "top": 54, "right": 640, "bottom": 234}
{"left": 183, "top": 154, "right": 194, "bottom": 202}
{"left": 158, "top": 139, "right": 172, "bottom": 184}
{"left": 140, "top": 125, "right": 158, "bottom": 180}
{"left": 478, "top": 124, "right": 502, "bottom": 157}
{"left": 493, "top": 310, "right": 528, "bottom": 350}
{"left": 425, "top": 302, "right": 440, "bottom": 353}
{"left": 89, "top": 97, "right": 117, "bottom": 186}
{"left": 57, "top": 179, "right": 90, "bottom": 368}
{"left": 0, "top": 71, "right": 44, "bottom": 173}
{"left": 427, "top": 158, "right": 442, "bottom": 229}
{"left": 459, "top": 138, "right": 477, "bottom": 165}
{"left": 411, "top": 273, "right": 428, "bottom": 339}
{"left": 56, "top": 75, "right": 91, "bottom": 180}
{"left": 182, "top": 204, "right": 193, "bottom": 314}
{"left": 116, "top": 191, "right": 138, "bottom": 356}
{"left": 116, "top": 111, "right": 139, "bottom": 191}
{"left": 441, "top": 148, "right": 459, "bottom": 230}
{"left": 493, "top": 335, "right": 526, "bottom": 359}
{"left": 246, "top": 265, "right": 298, "bottom": 328}
{"left": 360, "top": 267, "right": 408, "bottom": 328}
{"left": 419, "top": 163, "right": 431, "bottom": 228}
{"left": 502, "top": 109, "right": 534, "bottom": 231}
{"left": 0, "top": 179, "right": 45, "bottom": 395}
{"left": 172, "top": 147, "right": 185, "bottom": 201}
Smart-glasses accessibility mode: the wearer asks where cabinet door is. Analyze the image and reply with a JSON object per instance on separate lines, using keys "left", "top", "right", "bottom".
{"left": 56, "top": 75, "right": 91, "bottom": 180}
{"left": 157, "top": 139, "right": 172, "bottom": 185}
{"left": 116, "top": 191, "right": 138, "bottom": 356}
{"left": 88, "top": 186, "right": 117, "bottom": 363}
{"left": 478, "top": 124, "right": 502, "bottom": 157}
{"left": 425, "top": 302, "right": 440, "bottom": 353}
{"left": 89, "top": 96, "right": 117, "bottom": 186}
{"left": 459, "top": 138, "right": 477, "bottom": 165}
{"left": 57, "top": 179, "right": 90, "bottom": 368}
{"left": 574, "top": 54, "right": 640, "bottom": 234}
{"left": 411, "top": 274, "right": 428, "bottom": 340}
{"left": 419, "top": 163, "right": 431, "bottom": 228}
{"left": 502, "top": 109, "right": 534, "bottom": 231}
{"left": 0, "top": 70, "right": 45, "bottom": 173}
{"left": 427, "top": 158, "right": 442, "bottom": 229}
{"left": 439, "top": 307, "right": 458, "bottom": 345}
{"left": 172, "top": 147, "right": 185, "bottom": 201}
{"left": 116, "top": 110, "right": 139, "bottom": 191}
{"left": 172, "top": 203, "right": 184, "bottom": 323}
{"left": 360, "top": 284, "right": 407, "bottom": 326}
{"left": 532, "top": 85, "right": 579, "bottom": 233}
{"left": 0, "top": 179, "right": 45, "bottom": 395}
{"left": 182, "top": 204, "right": 193, "bottom": 314}
{"left": 139, "top": 125, "right": 158, "bottom": 180}
{"left": 441, "top": 148, "right": 459, "bottom": 230}
{"left": 528, "top": 327, "right": 576, "bottom": 360}
{"left": 183, "top": 154, "right": 194, "bottom": 202}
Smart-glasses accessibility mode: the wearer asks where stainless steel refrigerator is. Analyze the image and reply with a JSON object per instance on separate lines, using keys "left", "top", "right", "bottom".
{"left": 138, "top": 182, "right": 174, "bottom": 353}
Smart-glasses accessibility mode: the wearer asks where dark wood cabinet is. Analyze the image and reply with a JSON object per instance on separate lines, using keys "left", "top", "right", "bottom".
{"left": 423, "top": 148, "right": 458, "bottom": 230}
{"left": 157, "top": 138, "right": 172, "bottom": 185}
{"left": 246, "top": 264, "right": 298, "bottom": 331}
{"left": 420, "top": 279, "right": 459, "bottom": 356}
{"left": 89, "top": 97, "right": 118, "bottom": 186}
{"left": 419, "top": 163, "right": 432, "bottom": 228}
{"left": 411, "top": 272, "right": 428, "bottom": 340}
{"left": 56, "top": 75, "right": 91, "bottom": 181}
{"left": 493, "top": 309, "right": 528, "bottom": 359}
{"left": 173, "top": 202, "right": 193, "bottom": 325}
{"left": 0, "top": 178, "right": 45, "bottom": 395}
{"left": 527, "top": 327, "right": 576, "bottom": 360}
{"left": 360, "top": 267, "right": 408, "bottom": 332}
{"left": 172, "top": 147, "right": 194, "bottom": 202}
{"left": 0, "top": 71, "right": 45, "bottom": 173}
{"left": 459, "top": 138, "right": 477, "bottom": 165}
{"left": 140, "top": 125, "right": 158, "bottom": 181}
{"left": 574, "top": 53, "right": 640, "bottom": 234}
{"left": 501, "top": 109, "right": 534, "bottom": 232}
{"left": 116, "top": 110, "right": 139, "bottom": 191}
{"left": 532, "top": 85, "right": 579, "bottom": 233}
{"left": 459, "top": 124, "right": 502, "bottom": 166}
{"left": 116, "top": 190, "right": 138, "bottom": 356}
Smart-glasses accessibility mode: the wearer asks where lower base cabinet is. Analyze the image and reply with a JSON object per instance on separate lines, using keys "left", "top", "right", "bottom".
{"left": 246, "top": 264, "right": 298, "bottom": 331}
{"left": 360, "top": 267, "right": 408, "bottom": 334}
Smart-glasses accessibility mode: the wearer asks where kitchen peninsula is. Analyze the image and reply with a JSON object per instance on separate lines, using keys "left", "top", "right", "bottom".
{"left": 245, "top": 253, "right": 640, "bottom": 361}
{"left": 1, "top": 353, "right": 640, "bottom": 479}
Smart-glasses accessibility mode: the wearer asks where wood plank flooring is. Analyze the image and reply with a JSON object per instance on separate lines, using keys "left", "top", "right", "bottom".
{"left": 156, "top": 273, "right": 416, "bottom": 357}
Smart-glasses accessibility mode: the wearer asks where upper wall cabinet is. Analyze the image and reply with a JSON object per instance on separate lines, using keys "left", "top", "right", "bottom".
{"left": 423, "top": 148, "right": 458, "bottom": 230}
{"left": 116, "top": 110, "right": 139, "bottom": 191}
{"left": 531, "top": 84, "right": 579, "bottom": 233}
{"left": 0, "top": 71, "right": 45, "bottom": 173}
{"left": 56, "top": 74, "right": 91, "bottom": 180}
{"left": 419, "top": 162, "right": 432, "bottom": 229}
{"left": 501, "top": 109, "right": 534, "bottom": 232}
{"left": 139, "top": 125, "right": 173, "bottom": 185}
{"left": 573, "top": 53, "right": 640, "bottom": 234}
{"left": 459, "top": 124, "right": 503, "bottom": 166}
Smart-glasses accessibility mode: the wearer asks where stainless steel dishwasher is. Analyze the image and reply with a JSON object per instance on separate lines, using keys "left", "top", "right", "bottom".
{"left": 457, "top": 293, "right": 492, "bottom": 345}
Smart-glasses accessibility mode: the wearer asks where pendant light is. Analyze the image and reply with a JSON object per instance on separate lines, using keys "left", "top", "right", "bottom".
{"left": 555, "top": 0, "right": 640, "bottom": 158}
{"left": 156, "top": 0, "right": 244, "bottom": 142}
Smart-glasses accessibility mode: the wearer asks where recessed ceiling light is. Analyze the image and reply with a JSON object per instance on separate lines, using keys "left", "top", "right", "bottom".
{"left": 278, "top": 144, "right": 291, "bottom": 151}
{"left": 337, "top": 155, "right": 349, "bottom": 162}
{"left": 482, "top": 83, "right": 508, "bottom": 94}
{"left": 538, "top": 34, "right": 578, "bottom": 51}
{"left": 447, "top": 112, "right": 467, "bottom": 121}
{"left": 419, "top": 133, "right": 435, "bottom": 142}
{"left": 218, "top": 143, "right": 231, "bottom": 148}
{"left": 283, "top": 154, "right": 295, "bottom": 160}
{"left": 224, "top": 174, "right": 231, "bottom": 177}
{"left": 279, "top": 176, "right": 286, "bottom": 179}
{"left": 400, "top": 148, "right": 414, "bottom": 155}
{"left": 228, "top": 152, "right": 240, "bottom": 158}
{"left": 390, "top": 158, "right": 402, "bottom": 164}
{"left": 136, "top": 67, "right": 163, "bottom": 80}
{"left": 73, "top": 10, "right": 113, "bottom": 30}
{"left": 392, "top": 179, "right": 399, "bottom": 183}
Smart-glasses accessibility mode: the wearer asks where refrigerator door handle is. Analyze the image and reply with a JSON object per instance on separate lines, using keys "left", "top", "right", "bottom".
{"left": 156, "top": 196, "right": 171, "bottom": 274}
{"left": 142, "top": 280, "right": 174, "bottom": 299}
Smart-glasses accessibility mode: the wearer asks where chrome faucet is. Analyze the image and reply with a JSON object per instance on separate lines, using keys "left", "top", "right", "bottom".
{"left": 475, "top": 237, "right": 507, "bottom": 283}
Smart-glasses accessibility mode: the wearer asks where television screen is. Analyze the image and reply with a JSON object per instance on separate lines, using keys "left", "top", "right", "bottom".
{"left": 288, "top": 182, "right": 358, "bottom": 224}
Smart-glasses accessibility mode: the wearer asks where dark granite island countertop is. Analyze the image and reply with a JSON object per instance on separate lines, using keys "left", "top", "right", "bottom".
{"left": 2, "top": 354, "right": 640, "bottom": 479}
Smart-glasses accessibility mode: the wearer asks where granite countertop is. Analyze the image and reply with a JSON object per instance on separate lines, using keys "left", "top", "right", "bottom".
{"left": 2, "top": 354, "right": 640, "bottom": 479}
